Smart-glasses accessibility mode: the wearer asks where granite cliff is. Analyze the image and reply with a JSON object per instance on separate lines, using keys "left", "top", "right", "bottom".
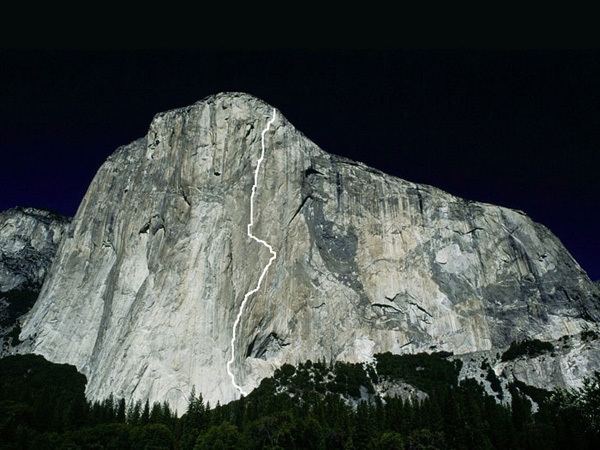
{"left": 0, "top": 207, "right": 70, "bottom": 354}
{"left": 18, "top": 93, "right": 600, "bottom": 412}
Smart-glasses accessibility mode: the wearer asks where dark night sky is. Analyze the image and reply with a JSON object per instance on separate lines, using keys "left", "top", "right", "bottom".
{"left": 1, "top": 50, "right": 598, "bottom": 280}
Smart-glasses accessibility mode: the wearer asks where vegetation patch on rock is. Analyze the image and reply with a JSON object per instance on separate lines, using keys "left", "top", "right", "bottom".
{"left": 501, "top": 339, "right": 555, "bottom": 362}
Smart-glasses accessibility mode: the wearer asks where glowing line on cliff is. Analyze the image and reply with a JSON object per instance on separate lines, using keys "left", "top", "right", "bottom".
{"left": 227, "top": 108, "right": 277, "bottom": 396}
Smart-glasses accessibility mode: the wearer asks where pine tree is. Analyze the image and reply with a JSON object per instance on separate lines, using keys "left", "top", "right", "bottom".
{"left": 116, "top": 397, "right": 126, "bottom": 423}
{"left": 141, "top": 399, "right": 151, "bottom": 425}
{"left": 127, "top": 399, "right": 142, "bottom": 425}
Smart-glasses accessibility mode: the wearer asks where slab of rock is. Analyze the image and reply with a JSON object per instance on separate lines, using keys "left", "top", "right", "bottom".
{"left": 18, "top": 93, "right": 600, "bottom": 413}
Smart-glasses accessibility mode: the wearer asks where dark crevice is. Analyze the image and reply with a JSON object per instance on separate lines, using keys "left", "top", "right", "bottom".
{"left": 336, "top": 172, "right": 343, "bottom": 212}
{"left": 244, "top": 123, "right": 254, "bottom": 139}
{"left": 288, "top": 195, "right": 313, "bottom": 226}
{"left": 409, "top": 302, "right": 433, "bottom": 318}
{"left": 248, "top": 332, "right": 289, "bottom": 359}
{"left": 304, "top": 167, "right": 322, "bottom": 177}
{"left": 416, "top": 187, "right": 424, "bottom": 217}
{"left": 139, "top": 221, "right": 151, "bottom": 234}
{"left": 181, "top": 188, "right": 191, "bottom": 207}
{"left": 246, "top": 335, "right": 257, "bottom": 358}
{"left": 454, "top": 227, "right": 484, "bottom": 235}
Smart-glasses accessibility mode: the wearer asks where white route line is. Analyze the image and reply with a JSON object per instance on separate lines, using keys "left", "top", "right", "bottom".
{"left": 226, "top": 108, "right": 278, "bottom": 396}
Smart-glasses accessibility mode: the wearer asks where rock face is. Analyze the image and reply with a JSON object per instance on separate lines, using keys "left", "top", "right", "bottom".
{"left": 0, "top": 207, "right": 70, "bottom": 292}
{"left": 1, "top": 207, "right": 70, "bottom": 354}
{"left": 19, "top": 92, "right": 600, "bottom": 413}
{"left": 456, "top": 331, "right": 600, "bottom": 405}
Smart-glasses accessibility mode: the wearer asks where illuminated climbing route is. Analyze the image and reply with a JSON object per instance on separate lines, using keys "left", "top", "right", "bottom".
{"left": 227, "top": 108, "right": 278, "bottom": 396}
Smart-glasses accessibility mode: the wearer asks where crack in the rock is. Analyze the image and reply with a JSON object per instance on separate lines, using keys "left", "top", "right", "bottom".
{"left": 409, "top": 302, "right": 433, "bottom": 321}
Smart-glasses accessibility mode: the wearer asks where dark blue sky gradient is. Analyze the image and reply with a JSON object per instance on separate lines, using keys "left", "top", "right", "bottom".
{"left": 1, "top": 50, "right": 598, "bottom": 280}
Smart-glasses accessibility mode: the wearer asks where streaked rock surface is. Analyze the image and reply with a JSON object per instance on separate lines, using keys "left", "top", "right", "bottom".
{"left": 1, "top": 207, "right": 70, "bottom": 354}
{"left": 0, "top": 207, "right": 70, "bottom": 292}
{"left": 19, "top": 93, "right": 600, "bottom": 412}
